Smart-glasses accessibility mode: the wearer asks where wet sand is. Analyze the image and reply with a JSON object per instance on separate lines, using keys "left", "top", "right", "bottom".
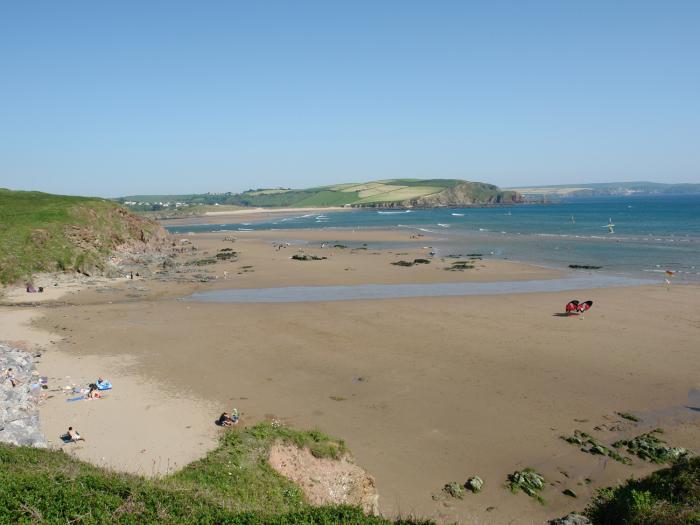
{"left": 7, "top": 229, "right": 700, "bottom": 523}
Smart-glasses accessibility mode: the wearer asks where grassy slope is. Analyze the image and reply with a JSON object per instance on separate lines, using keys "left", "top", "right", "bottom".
{"left": 0, "top": 189, "right": 161, "bottom": 284}
{"left": 0, "top": 423, "right": 433, "bottom": 524}
{"left": 585, "top": 456, "right": 700, "bottom": 524}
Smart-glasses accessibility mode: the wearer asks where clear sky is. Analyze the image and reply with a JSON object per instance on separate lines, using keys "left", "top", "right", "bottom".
{"left": 1, "top": 1, "right": 699, "bottom": 197}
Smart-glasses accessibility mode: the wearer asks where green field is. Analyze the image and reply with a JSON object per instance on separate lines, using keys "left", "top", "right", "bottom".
{"left": 0, "top": 189, "right": 161, "bottom": 284}
{"left": 0, "top": 422, "right": 433, "bottom": 524}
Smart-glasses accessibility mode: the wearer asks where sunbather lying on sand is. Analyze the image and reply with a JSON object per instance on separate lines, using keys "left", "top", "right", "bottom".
{"left": 67, "top": 427, "right": 84, "bottom": 442}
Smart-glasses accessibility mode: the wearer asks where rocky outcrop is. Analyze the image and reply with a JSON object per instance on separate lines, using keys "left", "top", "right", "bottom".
{"left": 549, "top": 513, "right": 592, "bottom": 525}
{"left": 268, "top": 442, "right": 379, "bottom": 515}
{"left": 0, "top": 343, "right": 46, "bottom": 448}
{"left": 365, "top": 182, "right": 521, "bottom": 208}
{"left": 64, "top": 205, "right": 169, "bottom": 276}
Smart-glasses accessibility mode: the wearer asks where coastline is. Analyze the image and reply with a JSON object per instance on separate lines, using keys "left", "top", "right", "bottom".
{"left": 2, "top": 227, "right": 699, "bottom": 523}
{"left": 162, "top": 206, "right": 350, "bottom": 227}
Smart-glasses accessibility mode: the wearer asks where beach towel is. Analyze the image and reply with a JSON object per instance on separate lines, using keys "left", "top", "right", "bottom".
{"left": 96, "top": 380, "right": 112, "bottom": 391}
{"left": 67, "top": 396, "right": 85, "bottom": 402}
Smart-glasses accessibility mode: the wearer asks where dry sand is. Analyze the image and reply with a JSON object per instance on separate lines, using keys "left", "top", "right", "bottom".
{"left": 5, "top": 229, "right": 700, "bottom": 523}
{"left": 0, "top": 288, "right": 217, "bottom": 476}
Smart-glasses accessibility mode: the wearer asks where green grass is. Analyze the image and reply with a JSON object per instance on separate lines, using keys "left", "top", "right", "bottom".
{"left": 0, "top": 189, "right": 162, "bottom": 284}
{"left": 0, "top": 422, "right": 434, "bottom": 524}
{"left": 585, "top": 456, "right": 700, "bottom": 524}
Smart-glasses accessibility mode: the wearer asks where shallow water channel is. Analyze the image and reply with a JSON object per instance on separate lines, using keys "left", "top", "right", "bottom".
{"left": 183, "top": 274, "right": 653, "bottom": 304}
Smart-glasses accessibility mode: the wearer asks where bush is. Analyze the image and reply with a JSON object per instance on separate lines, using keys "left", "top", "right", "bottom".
{"left": 586, "top": 456, "right": 700, "bottom": 524}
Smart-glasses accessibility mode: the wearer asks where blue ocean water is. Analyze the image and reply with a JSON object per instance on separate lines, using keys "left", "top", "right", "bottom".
{"left": 167, "top": 194, "right": 700, "bottom": 282}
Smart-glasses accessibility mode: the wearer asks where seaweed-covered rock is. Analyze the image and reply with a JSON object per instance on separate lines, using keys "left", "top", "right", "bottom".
{"left": 443, "top": 481, "right": 465, "bottom": 499}
{"left": 291, "top": 254, "right": 327, "bottom": 261}
{"left": 561, "top": 430, "right": 632, "bottom": 465}
{"left": 507, "top": 468, "right": 545, "bottom": 503}
{"left": 465, "top": 476, "right": 484, "bottom": 493}
{"left": 613, "top": 431, "right": 691, "bottom": 464}
{"left": 215, "top": 249, "right": 238, "bottom": 260}
{"left": 446, "top": 261, "right": 475, "bottom": 271}
{"left": 616, "top": 411, "right": 640, "bottom": 422}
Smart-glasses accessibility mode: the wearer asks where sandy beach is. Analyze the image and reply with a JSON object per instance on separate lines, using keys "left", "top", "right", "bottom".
{"left": 3, "top": 228, "right": 700, "bottom": 523}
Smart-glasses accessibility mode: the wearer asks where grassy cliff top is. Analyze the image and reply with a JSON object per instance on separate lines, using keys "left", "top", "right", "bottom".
{"left": 0, "top": 422, "right": 432, "bottom": 524}
{"left": 0, "top": 188, "right": 164, "bottom": 284}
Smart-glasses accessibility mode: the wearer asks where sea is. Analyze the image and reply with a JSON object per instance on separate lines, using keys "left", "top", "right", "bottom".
{"left": 167, "top": 194, "right": 700, "bottom": 283}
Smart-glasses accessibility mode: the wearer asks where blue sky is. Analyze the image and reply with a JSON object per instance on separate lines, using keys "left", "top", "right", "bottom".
{"left": 1, "top": 1, "right": 698, "bottom": 197}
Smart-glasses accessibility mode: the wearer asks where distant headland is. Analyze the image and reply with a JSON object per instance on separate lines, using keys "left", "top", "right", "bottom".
{"left": 115, "top": 178, "right": 522, "bottom": 214}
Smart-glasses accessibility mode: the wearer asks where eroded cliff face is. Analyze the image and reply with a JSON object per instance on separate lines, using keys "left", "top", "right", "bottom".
{"left": 59, "top": 205, "right": 170, "bottom": 276}
{"left": 361, "top": 182, "right": 522, "bottom": 208}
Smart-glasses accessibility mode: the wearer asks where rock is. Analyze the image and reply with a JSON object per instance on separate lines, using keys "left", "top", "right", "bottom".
{"left": 549, "top": 513, "right": 591, "bottom": 525}
{"left": 0, "top": 343, "right": 47, "bottom": 448}
{"left": 465, "top": 476, "right": 484, "bottom": 493}
{"left": 443, "top": 481, "right": 465, "bottom": 499}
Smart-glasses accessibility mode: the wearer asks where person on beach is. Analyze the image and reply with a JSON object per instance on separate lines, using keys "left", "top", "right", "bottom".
{"left": 87, "top": 384, "right": 101, "bottom": 399}
{"left": 218, "top": 412, "right": 233, "bottom": 427}
{"left": 217, "top": 410, "right": 239, "bottom": 427}
{"left": 4, "top": 368, "right": 19, "bottom": 387}
{"left": 67, "top": 427, "right": 85, "bottom": 442}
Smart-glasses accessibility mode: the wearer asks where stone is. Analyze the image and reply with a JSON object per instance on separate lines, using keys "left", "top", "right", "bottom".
{"left": 0, "top": 343, "right": 47, "bottom": 448}
{"left": 465, "top": 476, "right": 484, "bottom": 493}
{"left": 549, "top": 513, "right": 591, "bottom": 525}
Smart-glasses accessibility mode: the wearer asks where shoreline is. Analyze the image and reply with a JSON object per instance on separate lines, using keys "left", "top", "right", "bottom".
{"left": 2, "top": 228, "right": 699, "bottom": 523}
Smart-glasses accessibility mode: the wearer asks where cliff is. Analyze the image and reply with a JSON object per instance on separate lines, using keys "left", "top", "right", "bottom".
{"left": 0, "top": 189, "right": 169, "bottom": 284}
{"left": 365, "top": 182, "right": 522, "bottom": 208}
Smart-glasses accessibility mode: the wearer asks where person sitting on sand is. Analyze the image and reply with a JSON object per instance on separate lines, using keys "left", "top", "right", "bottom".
{"left": 67, "top": 427, "right": 85, "bottom": 442}
{"left": 87, "top": 385, "right": 101, "bottom": 399}
{"left": 218, "top": 412, "right": 234, "bottom": 427}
